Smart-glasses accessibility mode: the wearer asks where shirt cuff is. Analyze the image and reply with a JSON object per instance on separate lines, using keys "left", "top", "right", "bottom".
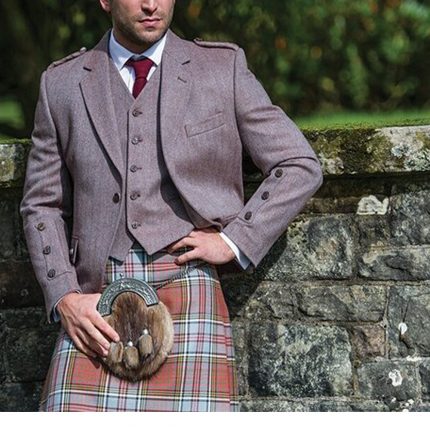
{"left": 219, "top": 231, "right": 251, "bottom": 270}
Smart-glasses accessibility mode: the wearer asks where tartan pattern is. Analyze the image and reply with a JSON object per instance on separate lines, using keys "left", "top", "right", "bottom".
{"left": 39, "top": 244, "right": 240, "bottom": 412}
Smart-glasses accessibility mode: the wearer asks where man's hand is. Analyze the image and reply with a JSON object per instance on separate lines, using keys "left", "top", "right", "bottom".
{"left": 57, "top": 292, "right": 120, "bottom": 359}
{"left": 166, "top": 227, "right": 236, "bottom": 265}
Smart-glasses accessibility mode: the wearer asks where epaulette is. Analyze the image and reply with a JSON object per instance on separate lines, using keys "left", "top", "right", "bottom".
{"left": 48, "top": 47, "right": 87, "bottom": 69}
{"left": 193, "top": 38, "right": 239, "bottom": 51}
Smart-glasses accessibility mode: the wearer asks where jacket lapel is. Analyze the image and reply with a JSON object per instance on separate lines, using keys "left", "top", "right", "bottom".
{"left": 78, "top": 28, "right": 192, "bottom": 184}
{"left": 79, "top": 30, "right": 124, "bottom": 183}
{"left": 159, "top": 29, "right": 192, "bottom": 154}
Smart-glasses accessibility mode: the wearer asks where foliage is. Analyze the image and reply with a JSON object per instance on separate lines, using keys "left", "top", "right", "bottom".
{"left": 1, "top": 0, "right": 429, "bottom": 137}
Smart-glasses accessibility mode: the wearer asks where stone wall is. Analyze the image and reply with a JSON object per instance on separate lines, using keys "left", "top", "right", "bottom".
{"left": 2, "top": 126, "right": 430, "bottom": 411}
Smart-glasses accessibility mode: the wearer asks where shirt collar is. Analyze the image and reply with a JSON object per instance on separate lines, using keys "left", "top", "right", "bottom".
{"left": 109, "top": 28, "right": 167, "bottom": 71}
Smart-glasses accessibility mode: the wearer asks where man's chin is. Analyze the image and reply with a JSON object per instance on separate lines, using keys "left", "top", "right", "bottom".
{"left": 135, "top": 29, "right": 167, "bottom": 45}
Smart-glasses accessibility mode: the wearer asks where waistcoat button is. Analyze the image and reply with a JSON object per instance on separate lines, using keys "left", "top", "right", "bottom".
{"left": 130, "top": 192, "right": 140, "bottom": 200}
{"left": 244, "top": 211, "right": 252, "bottom": 220}
{"left": 130, "top": 165, "right": 139, "bottom": 173}
{"left": 131, "top": 222, "right": 141, "bottom": 229}
{"left": 132, "top": 109, "right": 142, "bottom": 117}
{"left": 132, "top": 136, "right": 142, "bottom": 145}
{"left": 112, "top": 193, "right": 120, "bottom": 203}
{"left": 47, "top": 269, "right": 56, "bottom": 278}
{"left": 262, "top": 191, "right": 269, "bottom": 200}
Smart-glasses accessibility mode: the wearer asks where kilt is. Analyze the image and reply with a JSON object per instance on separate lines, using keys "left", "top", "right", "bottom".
{"left": 39, "top": 243, "right": 240, "bottom": 412}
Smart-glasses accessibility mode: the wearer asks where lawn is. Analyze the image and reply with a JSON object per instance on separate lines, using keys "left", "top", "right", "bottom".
{"left": 295, "top": 109, "right": 430, "bottom": 131}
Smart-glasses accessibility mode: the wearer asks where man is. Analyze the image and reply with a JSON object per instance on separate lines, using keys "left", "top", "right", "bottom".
{"left": 20, "top": 0, "right": 323, "bottom": 412}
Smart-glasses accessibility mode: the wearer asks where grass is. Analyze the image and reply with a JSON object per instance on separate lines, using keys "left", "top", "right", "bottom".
{"left": 295, "top": 109, "right": 430, "bottom": 131}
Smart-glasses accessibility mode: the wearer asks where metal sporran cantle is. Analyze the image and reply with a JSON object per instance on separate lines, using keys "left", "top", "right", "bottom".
{"left": 97, "top": 277, "right": 174, "bottom": 382}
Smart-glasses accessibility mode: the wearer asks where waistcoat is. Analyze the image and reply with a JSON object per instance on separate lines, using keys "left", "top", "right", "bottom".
{"left": 107, "top": 58, "right": 197, "bottom": 262}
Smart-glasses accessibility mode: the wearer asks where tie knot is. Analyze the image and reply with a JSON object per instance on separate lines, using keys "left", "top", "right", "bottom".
{"left": 126, "top": 56, "right": 154, "bottom": 79}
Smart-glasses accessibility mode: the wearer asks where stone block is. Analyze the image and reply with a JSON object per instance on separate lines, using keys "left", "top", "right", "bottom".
{"left": 390, "top": 185, "right": 430, "bottom": 246}
{"left": 387, "top": 284, "right": 430, "bottom": 357}
{"left": 0, "top": 142, "right": 30, "bottom": 188}
{"left": 238, "top": 281, "right": 296, "bottom": 320}
{"left": 221, "top": 275, "right": 260, "bottom": 319}
{"left": 295, "top": 283, "right": 386, "bottom": 322}
{"left": 0, "top": 261, "right": 42, "bottom": 309}
{"left": 356, "top": 215, "right": 392, "bottom": 249}
{"left": 0, "top": 197, "right": 15, "bottom": 259}
{"left": 2, "top": 308, "right": 59, "bottom": 382}
{"left": 350, "top": 324, "right": 386, "bottom": 361}
{"left": 240, "top": 398, "right": 389, "bottom": 412}
{"left": 307, "top": 125, "right": 430, "bottom": 175}
{"left": 409, "top": 402, "right": 430, "bottom": 411}
{"left": 231, "top": 320, "right": 248, "bottom": 396}
{"left": 357, "top": 360, "right": 420, "bottom": 403}
{"left": 260, "top": 215, "right": 356, "bottom": 281}
{"left": 418, "top": 359, "right": 430, "bottom": 397}
{"left": 0, "top": 382, "right": 43, "bottom": 411}
{"left": 248, "top": 322, "right": 353, "bottom": 397}
{"left": 358, "top": 245, "right": 430, "bottom": 280}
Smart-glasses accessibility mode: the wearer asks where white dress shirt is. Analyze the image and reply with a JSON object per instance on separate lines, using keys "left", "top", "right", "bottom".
{"left": 109, "top": 29, "right": 251, "bottom": 271}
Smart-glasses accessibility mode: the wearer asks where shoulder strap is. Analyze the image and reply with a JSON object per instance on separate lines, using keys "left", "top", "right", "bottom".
{"left": 48, "top": 47, "right": 87, "bottom": 69}
{"left": 193, "top": 38, "right": 239, "bottom": 51}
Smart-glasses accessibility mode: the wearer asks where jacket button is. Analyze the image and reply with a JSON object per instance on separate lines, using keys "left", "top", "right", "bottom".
{"left": 244, "top": 211, "right": 252, "bottom": 220}
{"left": 262, "top": 191, "right": 269, "bottom": 200}
{"left": 47, "top": 269, "right": 56, "bottom": 278}
{"left": 43, "top": 245, "right": 51, "bottom": 255}
{"left": 130, "top": 192, "right": 140, "bottom": 201}
{"left": 36, "top": 222, "right": 45, "bottom": 231}
{"left": 132, "top": 109, "right": 142, "bottom": 117}
{"left": 112, "top": 193, "right": 120, "bottom": 203}
{"left": 275, "top": 169, "right": 283, "bottom": 178}
{"left": 131, "top": 222, "right": 141, "bottom": 229}
{"left": 132, "top": 136, "right": 142, "bottom": 145}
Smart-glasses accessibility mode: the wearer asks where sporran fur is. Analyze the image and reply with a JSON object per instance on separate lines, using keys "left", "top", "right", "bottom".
{"left": 97, "top": 280, "right": 174, "bottom": 382}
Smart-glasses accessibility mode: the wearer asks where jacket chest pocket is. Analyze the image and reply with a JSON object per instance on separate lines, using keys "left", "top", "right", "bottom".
{"left": 185, "top": 112, "right": 226, "bottom": 138}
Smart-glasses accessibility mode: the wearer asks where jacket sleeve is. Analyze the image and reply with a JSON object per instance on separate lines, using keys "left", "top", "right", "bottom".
{"left": 19, "top": 70, "right": 82, "bottom": 323}
{"left": 221, "top": 48, "right": 324, "bottom": 270}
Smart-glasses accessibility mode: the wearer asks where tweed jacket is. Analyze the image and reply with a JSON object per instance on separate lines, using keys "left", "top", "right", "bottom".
{"left": 20, "top": 28, "right": 324, "bottom": 322}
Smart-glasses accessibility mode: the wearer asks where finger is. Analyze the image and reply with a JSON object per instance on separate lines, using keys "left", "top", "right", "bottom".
{"left": 75, "top": 326, "right": 104, "bottom": 356}
{"left": 166, "top": 239, "right": 181, "bottom": 253}
{"left": 81, "top": 320, "right": 111, "bottom": 354}
{"left": 168, "top": 239, "right": 187, "bottom": 252}
{"left": 72, "top": 330, "right": 97, "bottom": 358}
{"left": 93, "top": 313, "right": 121, "bottom": 343}
{"left": 175, "top": 248, "right": 202, "bottom": 265}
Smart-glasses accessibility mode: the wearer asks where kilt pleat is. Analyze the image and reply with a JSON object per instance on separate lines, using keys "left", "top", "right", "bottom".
{"left": 39, "top": 244, "right": 240, "bottom": 412}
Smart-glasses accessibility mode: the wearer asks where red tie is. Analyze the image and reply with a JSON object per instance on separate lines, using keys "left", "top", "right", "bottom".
{"left": 125, "top": 57, "right": 154, "bottom": 98}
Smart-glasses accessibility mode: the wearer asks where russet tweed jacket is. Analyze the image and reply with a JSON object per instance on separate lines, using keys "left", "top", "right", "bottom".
{"left": 20, "top": 28, "right": 323, "bottom": 322}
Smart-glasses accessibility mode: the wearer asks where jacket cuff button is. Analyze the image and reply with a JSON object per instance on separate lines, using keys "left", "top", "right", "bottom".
{"left": 275, "top": 169, "right": 283, "bottom": 178}
{"left": 43, "top": 245, "right": 51, "bottom": 255}
{"left": 47, "top": 269, "right": 56, "bottom": 278}
{"left": 262, "top": 191, "right": 269, "bottom": 200}
{"left": 36, "top": 222, "right": 46, "bottom": 231}
{"left": 244, "top": 211, "right": 252, "bottom": 220}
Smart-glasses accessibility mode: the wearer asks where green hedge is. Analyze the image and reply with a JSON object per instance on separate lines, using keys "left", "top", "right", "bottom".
{"left": 1, "top": 0, "right": 429, "bottom": 136}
